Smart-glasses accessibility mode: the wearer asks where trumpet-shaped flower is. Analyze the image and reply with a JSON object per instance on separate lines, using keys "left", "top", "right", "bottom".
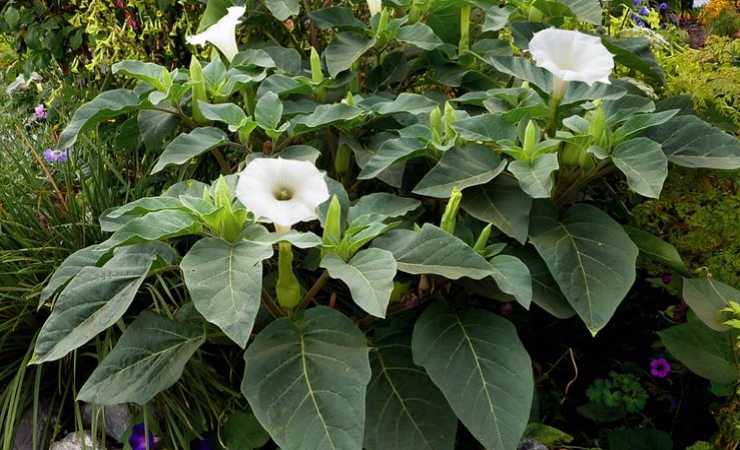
{"left": 367, "top": 0, "right": 382, "bottom": 16}
{"left": 529, "top": 29, "right": 615, "bottom": 95}
{"left": 236, "top": 158, "right": 330, "bottom": 228}
{"left": 186, "top": 6, "right": 246, "bottom": 62}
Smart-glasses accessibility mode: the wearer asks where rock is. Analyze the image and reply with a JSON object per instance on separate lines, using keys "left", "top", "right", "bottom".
{"left": 518, "top": 439, "right": 549, "bottom": 450}
{"left": 12, "top": 400, "right": 51, "bottom": 450}
{"left": 49, "top": 432, "right": 102, "bottom": 450}
{"left": 82, "top": 403, "right": 132, "bottom": 441}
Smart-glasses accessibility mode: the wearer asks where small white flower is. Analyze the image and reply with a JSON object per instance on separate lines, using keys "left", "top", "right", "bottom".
{"left": 186, "top": 6, "right": 246, "bottom": 62}
{"left": 529, "top": 28, "right": 615, "bottom": 93}
{"left": 367, "top": 0, "right": 382, "bottom": 16}
{"left": 692, "top": 0, "right": 709, "bottom": 7}
{"left": 236, "top": 158, "right": 330, "bottom": 228}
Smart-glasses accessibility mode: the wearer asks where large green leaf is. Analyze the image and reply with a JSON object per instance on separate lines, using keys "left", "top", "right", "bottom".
{"left": 348, "top": 193, "right": 420, "bottom": 223}
{"left": 413, "top": 145, "right": 507, "bottom": 198}
{"left": 242, "top": 306, "right": 371, "bottom": 450}
{"left": 112, "top": 60, "right": 169, "bottom": 91}
{"left": 659, "top": 317, "right": 737, "bottom": 384}
{"left": 507, "top": 248, "right": 575, "bottom": 319}
{"left": 557, "top": 0, "right": 602, "bottom": 24}
{"left": 682, "top": 278, "right": 740, "bottom": 331}
{"left": 310, "top": 7, "right": 367, "bottom": 30}
{"left": 222, "top": 411, "right": 271, "bottom": 449}
{"left": 255, "top": 91, "right": 283, "bottom": 130}
{"left": 265, "top": 0, "right": 300, "bottom": 20}
{"left": 623, "top": 226, "right": 688, "bottom": 275}
{"left": 602, "top": 37, "right": 664, "bottom": 85}
{"left": 32, "top": 252, "right": 154, "bottom": 363}
{"left": 529, "top": 202, "right": 638, "bottom": 335}
{"left": 613, "top": 110, "right": 678, "bottom": 142}
{"left": 77, "top": 312, "right": 205, "bottom": 404}
{"left": 412, "top": 302, "right": 534, "bottom": 450}
{"left": 59, "top": 89, "right": 140, "bottom": 149}
{"left": 374, "top": 224, "right": 493, "bottom": 280}
{"left": 461, "top": 176, "right": 533, "bottom": 244}
{"left": 321, "top": 248, "right": 397, "bottom": 318}
{"left": 644, "top": 115, "right": 740, "bottom": 169}
{"left": 490, "top": 255, "right": 533, "bottom": 309}
{"left": 290, "top": 103, "right": 364, "bottom": 134}
{"left": 181, "top": 238, "right": 274, "bottom": 348}
{"left": 397, "top": 23, "right": 444, "bottom": 50}
{"left": 152, "top": 127, "right": 230, "bottom": 173}
{"left": 325, "top": 32, "right": 376, "bottom": 78}
{"left": 358, "top": 137, "right": 427, "bottom": 180}
{"left": 370, "top": 93, "right": 439, "bottom": 116}
{"left": 138, "top": 109, "right": 178, "bottom": 152}
{"left": 452, "top": 113, "right": 518, "bottom": 143}
{"left": 611, "top": 138, "right": 667, "bottom": 199}
{"left": 508, "top": 153, "right": 559, "bottom": 199}
{"left": 103, "top": 209, "right": 201, "bottom": 249}
{"left": 40, "top": 243, "right": 109, "bottom": 302}
{"left": 365, "top": 329, "right": 457, "bottom": 450}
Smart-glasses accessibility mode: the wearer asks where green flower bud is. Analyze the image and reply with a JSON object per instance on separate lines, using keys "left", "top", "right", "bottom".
{"left": 189, "top": 56, "right": 209, "bottom": 124}
{"left": 322, "top": 195, "right": 342, "bottom": 249}
{"left": 440, "top": 186, "right": 462, "bottom": 234}
{"left": 310, "top": 47, "right": 324, "bottom": 85}
{"left": 523, "top": 120, "right": 539, "bottom": 159}
{"left": 473, "top": 223, "right": 493, "bottom": 254}
{"left": 276, "top": 242, "right": 302, "bottom": 309}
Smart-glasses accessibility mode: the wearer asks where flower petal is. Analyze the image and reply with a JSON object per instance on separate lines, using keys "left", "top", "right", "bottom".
{"left": 186, "top": 6, "right": 245, "bottom": 62}
{"left": 529, "top": 28, "right": 614, "bottom": 87}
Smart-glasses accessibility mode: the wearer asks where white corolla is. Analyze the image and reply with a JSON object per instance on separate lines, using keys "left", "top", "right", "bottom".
{"left": 236, "top": 158, "right": 330, "bottom": 229}
{"left": 186, "top": 6, "right": 246, "bottom": 62}
{"left": 367, "top": 0, "right": 382, "bottom": 16}
{"left": 529, "top": 28, "right": 615, "bottom": 97}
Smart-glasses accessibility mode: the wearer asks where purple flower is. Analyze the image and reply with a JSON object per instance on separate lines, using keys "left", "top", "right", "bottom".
{"left": 129, "top": 423, "right": 157, "bottom": 450}
{"left": 650, "top": 357, "right": 672, "bottom": 378}
{"left": 34, "top": 103, "right": 47, "bottom": 120}
{"left": 661, "top": 273, "right": 673, "bottom": 285}
{"left": 43, "top": 149, "right": 68, "bottom": 163}
{"left": 658, "top": 2, "right": 669, "bottom": 10}
{"left": 632, "top": 0, "right": 642, "bottom": 6}
{"left": 639, "top": 6, "right": 650, "bottom": 15}
{"left": 633, "top": 15, "right": 646, "bottom": 26}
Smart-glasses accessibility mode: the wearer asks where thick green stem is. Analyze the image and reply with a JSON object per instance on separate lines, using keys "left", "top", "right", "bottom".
{"left": 459, "top": 4, "right": 472, "bottom": 54}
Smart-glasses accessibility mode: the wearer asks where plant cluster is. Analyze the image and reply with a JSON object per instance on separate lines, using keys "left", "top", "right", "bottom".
{"left": 4, "top": 0, "right": 740, "bottom": 449}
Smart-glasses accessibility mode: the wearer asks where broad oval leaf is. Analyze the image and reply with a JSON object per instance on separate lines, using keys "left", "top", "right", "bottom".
{"left": 374, "top": 224, "right": 493, "bottom": 280}
{"left": 452, "top": 113, "right": 518, "bottom": 143}
{"left": 265, "top": 0, "right": 300, "bottom": 21}
{"left": 508, "top": 153, "right": 559, "bottom": 199}
{"left": 310, "top": 7, "right": 367, "bottom": 30}
{"left": 461, "top": 176, "right": 533, "bottom": 244}
{"left": 507, "top": 247, "right": 576, "bottom": 319}
{"left": 490, "top": 254, "right": 533, "bottom": 309}
{"left": 412, "top": 302, "right": 534, "bottom": 450}
{"left": 397, "top": 23, "right": 444, "bottom": 50}
{"left": 611, "top": 138, "right": 667, "bottom": 199}
{"left": 358, "top": 137, "right": 427, "bottom": 180}
{"left": 40, "top": 243, "right": 109, "bottom": 302}
{"left": 644, "top": 115, "right": 740, "bottom": 169}
{"left": 414, "top": 144, "right": 507, "bottom": 198}
{"left": 59, "top": 89, "right": 140, "bottom": 149}
{"left": 181, "top": 238, "right": 274, "bottom": 348}
{"left": 242, "top": 306, "right": 372, "bottom": 450}
{"left": 102, "top": 209, "right": 201, "bottom": 250}
{"left": 77, "top": 311, "right": 205, "bottom": 405}
{"left": 623, "top": 226, "right": 688, "bottom": 275}
{"left": 348, "top": 193, "right": 421, "bottom": 223}
{"left": 152, "top": 127, "right": 230, "bottom": 173}
{"left": 659, "top": 317, "right": 737, "bottom": 384}
{"left": 33, "top": 253, "right": 154, "bottom": 363}
{"left": 529, "top": 202, "right": 638, "bottom": 335}
{"left": 112, "top": 60, "right": 169, "bottom": 91}
{"left": 325, "top": 32, "right": 376, "bottom": 78}
{"left": 365, "top": 329, "right": 457, "bottom": 450}
{"left": 320, "top": 248, "right": 397, "bottom": 318}
{"left": 682, "top": 277, "right": 740, "bottom": 331}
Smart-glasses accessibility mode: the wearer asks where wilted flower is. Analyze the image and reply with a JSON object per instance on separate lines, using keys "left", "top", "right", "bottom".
{"left": 236, "top": 158, "right": 330, "bottom": 229}
{"left": 43, "top": 149, "right": 68, "bottom": 163}
{"left": 650, "top": 357, "right": 671, "bottom": 378}
{"left": 34, "top": 103, "right": 47, "bottom": 120}
{"left": 129, "top": 423, "right": 157, "bottom": 450}
{"left": 186, "top": 6, "right": 246, "bottom": 62}
{"left": 367, "top": 0, "right": 382, "bottom": 16}
{"left": 529, "top": 29, "right": 615, "bottom": 98}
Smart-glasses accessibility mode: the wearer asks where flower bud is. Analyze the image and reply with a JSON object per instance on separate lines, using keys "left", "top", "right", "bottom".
{"left": 523, "top": 120, "right": 539, "bottom": 159}
{"left": 440, "top": 187, "right": 462, "bottom": 234}
{"left": 277, "top": 242, "right": 302, "bottom": 309}
{"left": 189, "top": 56, "right": 209, "bottom": 124}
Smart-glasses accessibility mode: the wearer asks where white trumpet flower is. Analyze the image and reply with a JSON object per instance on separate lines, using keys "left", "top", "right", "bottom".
{"left": 186, "top": 6, "right": 246, "bottom": 62}
{"left": 236, "top": 158, "right": 330, "bottom": 229}
{"left": 367, "top": 0, "right": 382, "bottom": 16}
{"left": 529, "top": 28, "right": 615, "bottom": 98}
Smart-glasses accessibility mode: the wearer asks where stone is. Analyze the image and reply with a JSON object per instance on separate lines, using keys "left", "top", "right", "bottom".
{"left": 518, "top": 439, "right": 549, "bottom": 450}
{"left": 49, "top": 432, "right": 102, "bottom": 450}
{"left": 82, "top": 403, "right": 133, "bottom": 441}
{"left": 12, "top": 399, "right": 51, "bottom": 450}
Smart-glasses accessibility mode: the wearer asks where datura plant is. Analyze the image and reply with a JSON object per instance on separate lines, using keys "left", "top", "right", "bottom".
{"left": 33, "top": 1, "right": 740, "bottom": 449}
